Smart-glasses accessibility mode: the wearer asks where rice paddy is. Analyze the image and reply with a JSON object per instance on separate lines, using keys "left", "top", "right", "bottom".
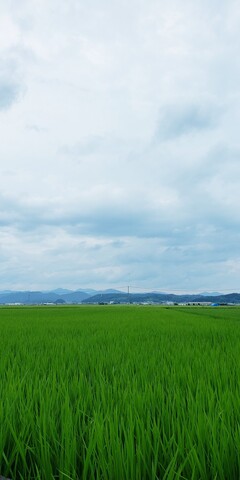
{"left": 0, "top": 305, "right": 240, "bottom": 479}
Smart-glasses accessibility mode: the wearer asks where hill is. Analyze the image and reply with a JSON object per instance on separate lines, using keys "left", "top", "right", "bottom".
{"left": 83, "top": 292, "right": 240, "bottom": 304}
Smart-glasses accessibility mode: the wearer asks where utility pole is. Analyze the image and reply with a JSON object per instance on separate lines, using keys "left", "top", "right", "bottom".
{"left": 127, "top": 285, "right": 130, "bottom": 303}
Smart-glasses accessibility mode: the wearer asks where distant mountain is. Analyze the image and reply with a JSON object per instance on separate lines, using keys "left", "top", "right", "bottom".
{"left": 50, "top": 288, "right": 74, "bottom": 295}
{"left": 0, "top": 290, "right": 90, "bottom": 305}
{"left": 0, "top": 289, "right": 239, "bottom": 305}
{"left": 83, "top": 292, "right": 240, "bottom": 304}
{"left": 61, "top": 291, "right": 90, "bottom": 303}
{"left": 0, "top": 291, "right": 61, "bottom": 304}
{"left": 58, "top": 290, "right": 122, "bottom": 303}
{"left": 77, "top": 288, "right": 123, "bottom": 295}
{"left": 77, "top": 288, "right": 98, "bottom": 294}
{"left": 96, "top": 289, "right": 123, "bottom": 294}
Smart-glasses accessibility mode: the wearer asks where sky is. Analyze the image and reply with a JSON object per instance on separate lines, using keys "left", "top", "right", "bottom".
{"left": 0, "top": 0, "right": 240, "bottom": 292}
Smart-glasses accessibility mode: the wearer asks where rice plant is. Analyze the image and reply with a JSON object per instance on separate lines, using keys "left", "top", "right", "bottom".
{"left": 0, "top": 306, "right": 239, "bottom": 479}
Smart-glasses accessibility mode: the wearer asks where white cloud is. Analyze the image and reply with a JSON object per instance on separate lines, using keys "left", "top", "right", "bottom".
{"left": 0, "top": 0, "right": 240, "bottom": 291}
{"left": 0, "top": 14, "right": 20, "bottom": 51}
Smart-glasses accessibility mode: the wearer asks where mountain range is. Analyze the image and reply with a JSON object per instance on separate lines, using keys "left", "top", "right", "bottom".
{"left": 0, "top": 289, "right": 239, "bottom": 305}
{"left": 0, "top": 289, "right": 122, "bottom": 305}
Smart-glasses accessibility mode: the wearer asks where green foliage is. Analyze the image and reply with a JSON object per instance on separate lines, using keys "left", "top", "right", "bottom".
{"left": 0, "top": 306, "right": 240, "bottom": 479}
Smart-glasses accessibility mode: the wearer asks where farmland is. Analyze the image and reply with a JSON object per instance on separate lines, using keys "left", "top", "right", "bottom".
{"left": 0, "top": 306, "right": 240, "bottom": 480}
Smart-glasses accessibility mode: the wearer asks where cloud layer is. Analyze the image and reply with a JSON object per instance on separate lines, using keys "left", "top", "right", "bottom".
{"left": 0, "top": 0, "right": 240, "bottom": 291}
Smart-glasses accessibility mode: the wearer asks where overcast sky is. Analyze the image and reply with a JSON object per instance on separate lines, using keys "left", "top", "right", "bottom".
{"left": 0, "top": 0, "right": 240, "bottom": 292}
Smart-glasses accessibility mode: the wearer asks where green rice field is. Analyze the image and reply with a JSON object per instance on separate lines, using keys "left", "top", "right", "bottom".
{"left": 0, "top": 305, "right": 240, "bottom": 480}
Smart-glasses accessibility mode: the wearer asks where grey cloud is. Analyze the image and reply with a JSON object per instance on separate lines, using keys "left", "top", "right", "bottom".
{"left": 0, "top": 56, "right": 25, "bottom": 110}
{"left": 0, "top": 190, "right": 182, "bottom": 237}
{"left": 1, "top": 191, "right": 240, "bottom": 291}
{"left": 0, "top": 81, "right": 20, "bottom": 110}
{"left": 1, "top": 188, "right": 240, "bottom": 253}
{"left": 155, "top": 103, "right": 221, "bottom": 141}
